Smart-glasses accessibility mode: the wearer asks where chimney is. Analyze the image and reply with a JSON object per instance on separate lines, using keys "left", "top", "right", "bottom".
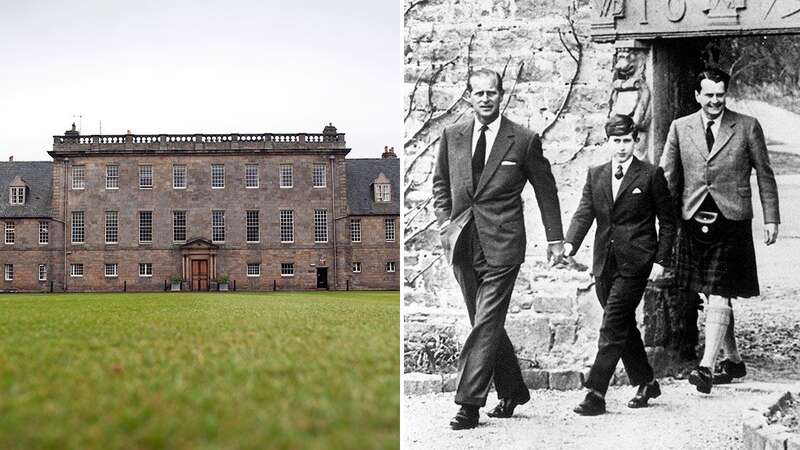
{"left": 65, "top": 123, "right": 80, "bottom": 137}
{"left": 8, "top": 155, "right": 13, "bottom": 162}
{"left": 381, "top": 146, "right": 397, "bottom": 159}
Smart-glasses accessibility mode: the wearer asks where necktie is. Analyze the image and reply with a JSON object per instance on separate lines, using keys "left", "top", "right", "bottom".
{"left": 614, "top": 164, "right": 623, "bottom": 180}
{"left": 472, "top": 125, "right": 488, "bottom": 187}
{"left": 706, "top": 120, "right": 715, "bottom": 152}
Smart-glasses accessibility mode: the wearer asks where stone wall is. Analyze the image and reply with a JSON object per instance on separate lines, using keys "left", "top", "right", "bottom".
{"left": 0, "top": 218, "right": 64, "bottom": 292}
{"left": 404, "top": 0, "right": 620, "bottom": 371}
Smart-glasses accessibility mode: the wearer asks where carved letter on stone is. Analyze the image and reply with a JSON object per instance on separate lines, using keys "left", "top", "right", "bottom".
{"left": 704, "top": 0, "right": 745, "bottom": 25}
{"left": 666, "top": 0, "right": 687, "bottom": 22}
{"left": 595, "top": 0, "right": 625, "bottom": 18}
{"left": 640, "top": 0, "right": 648, "bottom": 24}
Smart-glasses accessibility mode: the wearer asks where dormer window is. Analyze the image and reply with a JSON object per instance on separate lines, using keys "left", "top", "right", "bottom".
{"left": 374, "top": 183, "right": 391, "bottom": 202}
{"left": 9, "top": 187, "right": 24, "bottom": 205}
{"left": 372, "top": 172, "right": 392, "bottom": 203}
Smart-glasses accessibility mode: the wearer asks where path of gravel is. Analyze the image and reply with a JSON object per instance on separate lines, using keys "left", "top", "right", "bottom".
{"left": 403, "top": 381, "right": 795, "bottom": 449}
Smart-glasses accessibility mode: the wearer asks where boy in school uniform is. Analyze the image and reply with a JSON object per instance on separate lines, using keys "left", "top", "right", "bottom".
{"left": 565, "top": 114, "right": 677, "bottom": 415}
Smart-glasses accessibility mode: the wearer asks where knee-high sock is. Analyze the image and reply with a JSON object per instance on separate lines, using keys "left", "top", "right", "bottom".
{"left": 721, "top": 310, "right": 742, "bottom": 363}
{"left": 700, "top": 304, "right": 732, "bottom": 368}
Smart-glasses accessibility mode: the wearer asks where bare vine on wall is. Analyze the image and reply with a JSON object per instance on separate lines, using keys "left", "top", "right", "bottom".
{"left": 403, "top": 3, "right": 587, "bottom": 286}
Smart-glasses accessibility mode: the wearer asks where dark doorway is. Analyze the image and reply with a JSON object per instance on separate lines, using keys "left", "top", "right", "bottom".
{"left": 191, "top": 259, "right": 209, "bottom": 291}
{"left": 316, "top": 267, "right": 328, "bottom": 289}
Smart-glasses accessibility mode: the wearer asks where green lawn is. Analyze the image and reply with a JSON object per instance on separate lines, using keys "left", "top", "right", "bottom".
{"left": 0, "top": 291, "right": 399, "bottom": 450}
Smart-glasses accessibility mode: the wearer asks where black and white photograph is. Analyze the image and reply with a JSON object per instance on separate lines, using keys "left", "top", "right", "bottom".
{"left": 403, "top": 1, "right": 800, "bottom": 448}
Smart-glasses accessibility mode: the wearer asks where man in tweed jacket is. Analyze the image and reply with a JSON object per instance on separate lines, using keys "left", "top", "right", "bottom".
{"left": 659, "top": 68, "right": 780, "bottom": 394}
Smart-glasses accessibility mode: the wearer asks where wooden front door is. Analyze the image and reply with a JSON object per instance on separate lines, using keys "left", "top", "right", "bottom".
{"left": 191, "top": 259, "right": 209, "bottom": 291}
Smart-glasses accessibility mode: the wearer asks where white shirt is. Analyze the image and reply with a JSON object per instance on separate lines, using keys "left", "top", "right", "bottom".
{"left": 611, "top": 157, "right": 634, "bottom": 200}
{"left": 471, "top": 116, "right": 501, "bottom": 164}
{"left": 700, "top": 109, "right": 724, "bottom": 141}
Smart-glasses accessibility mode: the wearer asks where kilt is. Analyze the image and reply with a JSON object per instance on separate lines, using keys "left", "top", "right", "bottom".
{"left": 675, "top": 217, "right": 759, "bottom": 298}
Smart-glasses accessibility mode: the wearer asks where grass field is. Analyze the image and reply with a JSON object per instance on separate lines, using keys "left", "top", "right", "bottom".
{"left": 0, "top": 291, "right": 399, "bottom": 450}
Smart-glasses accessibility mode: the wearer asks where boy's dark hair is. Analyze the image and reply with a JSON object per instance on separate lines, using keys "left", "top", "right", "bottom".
{"left": 604, "top": 114, "right": 638, "bottom": 140}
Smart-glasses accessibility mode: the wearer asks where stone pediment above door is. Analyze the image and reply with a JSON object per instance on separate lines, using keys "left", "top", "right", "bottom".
{"left": 180, "top": 238, "right": 219, "bottom": 251}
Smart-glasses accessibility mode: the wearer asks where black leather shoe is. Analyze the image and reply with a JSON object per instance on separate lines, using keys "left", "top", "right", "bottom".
{"left": 449, "top": 406, "right": 479, "bottom": 430}
{"left": 688, "top": 366, "right": 713, "bottom": 394}
{"left": 627, "top": 380, "right": 661, "bottom": 408}
{"left": 713, "top": 359, "right": 746, "bottom": 384}
{"left": 573, "top": 392, "right": 606, "bottom": 416}
{"left": 486, "top": 395, "right": 529, "bottom": 418}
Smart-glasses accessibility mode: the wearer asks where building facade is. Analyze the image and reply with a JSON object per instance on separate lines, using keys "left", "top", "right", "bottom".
{"left": 0, "top": 125, "right": 399, "bottom": 292}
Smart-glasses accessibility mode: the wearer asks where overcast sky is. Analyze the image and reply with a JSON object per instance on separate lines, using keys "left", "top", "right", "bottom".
{"left": 0, "top": 0, "right": 400, "bottom": 160}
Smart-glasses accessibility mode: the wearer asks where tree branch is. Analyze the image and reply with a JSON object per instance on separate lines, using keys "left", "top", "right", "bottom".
{"left": 404, "top": 217, "right": 437, "bottom": 247}
{"left": 405, "top": 136, "right": 440, "bottom": 179}
{"left": 404, "top": 196, "right": 433, "bottom": 229}
{"left": 406, "top": 254, "right": 443, "bottom": 285}
{"left": 541, "top": 9, "right": 583, "bottom": 139}
{"left": 404, "top": 0, "right": 429, "bottom": 17}
{"left": 405, "top": 68, "right": 429, "bottom": 123}
{"left": 502, "top": 61, "right": 525, "bottom": 114}
{"left": 552, "top": 131, "right": 592, "bottom": 166}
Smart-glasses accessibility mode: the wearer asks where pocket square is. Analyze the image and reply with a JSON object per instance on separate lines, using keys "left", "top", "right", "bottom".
{"left": 632, "top": 187, "right": 643, "bottom": 194}
{"left": 500, "top": 160, "right": 517, "bottom": 166}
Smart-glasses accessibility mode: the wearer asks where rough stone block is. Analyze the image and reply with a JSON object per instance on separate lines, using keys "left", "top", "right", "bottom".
{"left": 548, "top": 370, "right": 584, "bottom": 390}
{"left": 505, "top": 314, "right": 552, "bottom": 357}
{"left": 404, "top": 372, "right": 443, "bottom": 396}
{"left": 552, "top": 322, "right": 577, "bottom": 348}
{"left": 742, "top": 414, "right": 767, "bottom": 450}
{"left": 442, "top": 373, "right": 458, "bottom": 393}
{"left": 532, "top": 294, "right": 573, "bottom": 314}
{"left": 521, "top": 369, "right": 549, "bottom": 390}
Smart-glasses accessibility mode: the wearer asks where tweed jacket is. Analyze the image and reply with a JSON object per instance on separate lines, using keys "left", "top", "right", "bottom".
{"left": 432, "top": 116, "right": 563, "bottom": 267}
{"left": 565, "top": 157, "right": 676, "bottom": 278}
{"left": 659, "top": 109, "right": 780, "bottom": 223}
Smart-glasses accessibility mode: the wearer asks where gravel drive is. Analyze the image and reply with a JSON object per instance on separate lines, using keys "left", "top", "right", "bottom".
{"left": 403, "top": 381, "right": 794, "bottom": 449}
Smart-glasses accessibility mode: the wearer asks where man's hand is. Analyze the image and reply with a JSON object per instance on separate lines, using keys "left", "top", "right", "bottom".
{"left": 547, "top": 241, "right": 565, "bottom": 266}
{"left": 764, "top": 223, "right": 779, "bottom": 246}
{"left": 648, "top": 263, "right": 665, "bottom": 281}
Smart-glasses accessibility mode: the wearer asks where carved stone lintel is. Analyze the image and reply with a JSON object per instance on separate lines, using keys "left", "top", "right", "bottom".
{"left": 704, "top": 0, "right": 746, "bottom": 26}
{"left": 665, "top": 0, "right": 687, "bottom": 22}
{"left": 592, "top": 0, "right": 625, "bottom": 31}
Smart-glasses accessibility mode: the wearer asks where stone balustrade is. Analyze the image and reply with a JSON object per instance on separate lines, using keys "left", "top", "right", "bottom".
{"left": 51, "top": 132, "right": 347, "bottom": 154}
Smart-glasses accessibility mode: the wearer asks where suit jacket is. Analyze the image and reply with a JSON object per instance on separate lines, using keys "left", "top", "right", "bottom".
{"left": 659, "top": 109, "right": 780, "bottom": 223}
{"left": 432, "top": 116, "right": 563, "bottom": 267}
{"left": 565, "top": 157, "right": 676, "bottom": 278}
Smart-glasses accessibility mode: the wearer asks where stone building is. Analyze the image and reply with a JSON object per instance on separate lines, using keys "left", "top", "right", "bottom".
{"left": 0, "top": 125, "right": 399, "bottom": 292}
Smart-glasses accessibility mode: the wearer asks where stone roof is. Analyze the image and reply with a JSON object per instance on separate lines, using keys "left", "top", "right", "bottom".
{"left": 345, "top": 157, "right": 399, "bottom": 216}
{"left": 0, "top": 161, "right": 54, "bottom": 218}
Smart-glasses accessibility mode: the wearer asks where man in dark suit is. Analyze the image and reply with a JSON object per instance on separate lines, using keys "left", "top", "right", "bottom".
{"left": 565, "top": 114, "right": 676, "bottom": 415}
{"left": 432, "top": 68, "right": 565, "bottom": 429}
{"left": 660, "top": 68, "right": 780, "bottom": 394}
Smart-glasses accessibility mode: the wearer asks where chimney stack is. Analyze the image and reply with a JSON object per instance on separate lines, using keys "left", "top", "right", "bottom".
{"left": 381, "top": 146, "right": 397, "bottom": 159}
